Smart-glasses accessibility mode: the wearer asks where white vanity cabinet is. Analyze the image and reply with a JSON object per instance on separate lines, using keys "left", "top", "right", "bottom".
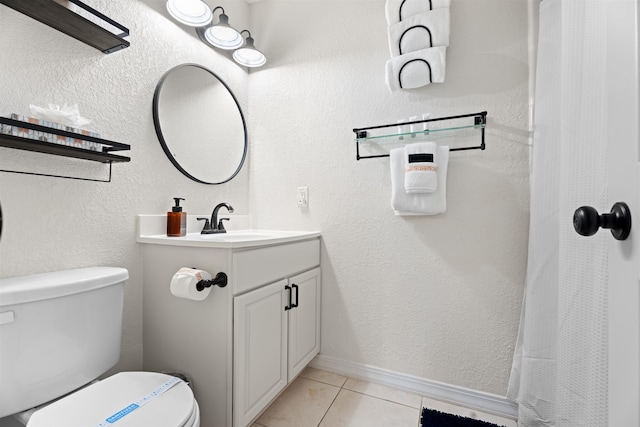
{"left": 233, "top": 267, "right": 321, "bottom": 427}
{"left": 140, "top": 229, "right": 320, "bottom": 427}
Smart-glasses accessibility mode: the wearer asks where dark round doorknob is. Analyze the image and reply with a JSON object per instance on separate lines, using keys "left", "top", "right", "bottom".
{"left": 573, "top": 202, "right": 632, "bottom": 241}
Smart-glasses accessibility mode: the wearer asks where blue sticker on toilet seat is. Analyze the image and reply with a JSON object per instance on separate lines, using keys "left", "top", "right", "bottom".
{"left": 105, "top": 404, "right": 139, "bottom": 423}
{"left": 96, "top": 376, "right": 182, "bottom": 426}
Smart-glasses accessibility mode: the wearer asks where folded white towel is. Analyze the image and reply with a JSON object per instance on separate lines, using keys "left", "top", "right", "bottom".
{"left": 391, "top": 144, "right": 449, "bottom": 215}
{"left": 385, "top": 0, "right": 451, "bottom": 25}
{"left": 385, "top": 46, "right": 446, "bottom": 92}
{"left": 388, "top": 9, "right": 450, "bottom": 57}
{"left": 405, "top": 142, "right": 438, "bottom": 193}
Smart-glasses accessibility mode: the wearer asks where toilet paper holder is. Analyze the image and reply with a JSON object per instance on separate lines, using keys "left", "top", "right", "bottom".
{"left": 195, "top": 272, "right": 228, "bottom": 292}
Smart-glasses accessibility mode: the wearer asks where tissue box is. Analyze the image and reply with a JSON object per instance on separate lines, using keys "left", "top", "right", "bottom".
{"left": 1, "top": 113, "right": 102, "bottom": 152}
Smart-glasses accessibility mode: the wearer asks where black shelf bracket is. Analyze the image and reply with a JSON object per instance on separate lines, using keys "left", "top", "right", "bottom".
{"left": 0, "top": 162, "right": 114, "bottom": 183}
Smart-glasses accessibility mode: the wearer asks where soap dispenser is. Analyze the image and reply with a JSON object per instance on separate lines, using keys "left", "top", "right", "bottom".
{"left": 167, "top": 197, "right": 187, "bottom": 237}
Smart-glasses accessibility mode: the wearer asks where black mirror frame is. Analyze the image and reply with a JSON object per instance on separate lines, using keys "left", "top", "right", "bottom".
{"left": 152, "top": 63, "right": 248, "bottom": 185}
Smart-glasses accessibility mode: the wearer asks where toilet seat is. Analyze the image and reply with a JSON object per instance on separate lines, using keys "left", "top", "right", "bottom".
{"left": 27, "top": 372, "right": 198, "bottom": 427}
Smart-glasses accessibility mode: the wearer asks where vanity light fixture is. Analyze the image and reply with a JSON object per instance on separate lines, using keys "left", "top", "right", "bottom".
{"left": 203, "top": 7, "right": 243, "bottom": 50}
{"left": 166, "top": 0, "right": 213, "bottom": 27}
{"left": 167, "top": 1, "right": 267, "bottom": 68}
{"left": 232, "top": 30, "right": 266, "bottom": 68}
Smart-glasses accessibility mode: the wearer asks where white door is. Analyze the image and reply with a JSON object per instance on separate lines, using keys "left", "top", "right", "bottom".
{"left": 287, "top": 267, "right": 321, "bottom": 379}
{"left": 604, "top": 1, "right": 640, "bottom": 425}
{"left": 233, "top": 279, "right": 288, "bottom": 427}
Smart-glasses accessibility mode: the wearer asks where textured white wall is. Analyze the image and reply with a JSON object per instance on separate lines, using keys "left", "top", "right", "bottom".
{"left": 0, "top": 0, "right": 250, "bottom": 372}
{"left": 0, "top": 0, "right": 529, "bottom": 401}
{"left": 248, "top": 0, "right": 530, "bottom": 395}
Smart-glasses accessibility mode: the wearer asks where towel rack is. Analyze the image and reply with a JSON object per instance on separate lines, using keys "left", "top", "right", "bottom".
{"left": 353, "top": 111, "right": 486, "bottom": 160}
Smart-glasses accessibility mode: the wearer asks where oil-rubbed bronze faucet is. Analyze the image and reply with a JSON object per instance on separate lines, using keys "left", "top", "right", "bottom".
{"left": 198, "top": 202, "right": 234, "bottom": 234}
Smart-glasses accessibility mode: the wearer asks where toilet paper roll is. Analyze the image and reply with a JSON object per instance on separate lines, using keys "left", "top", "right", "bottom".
{"left": 170, "top": 268, "right": 212, "bottom": 301}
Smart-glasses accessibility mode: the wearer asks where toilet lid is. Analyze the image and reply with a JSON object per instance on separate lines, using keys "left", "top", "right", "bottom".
{"left": 27, "top": 372, "right": 196, "bottom": 427}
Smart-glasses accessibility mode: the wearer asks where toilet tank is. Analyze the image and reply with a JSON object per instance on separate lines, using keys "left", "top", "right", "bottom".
{"left": 0, "top": 266, "right": 128, "bottom": 418}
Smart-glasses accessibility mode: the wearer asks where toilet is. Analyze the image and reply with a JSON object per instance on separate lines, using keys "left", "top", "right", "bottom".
{"left": 0, "top": 267, "right": 200, "bottom": 426}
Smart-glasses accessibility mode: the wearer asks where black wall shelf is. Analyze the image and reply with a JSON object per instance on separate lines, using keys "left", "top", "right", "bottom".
{"left": 0, "top": 117, "right": 130, "bottom": 182}
{"left": 0, "top": 134, "right": 129, "bottom": 163}
{"left": 0, "top": 117, "right": 130, "bottom": 163}
{"left": 0, "top": 0, "right": 130, "bottom": 54}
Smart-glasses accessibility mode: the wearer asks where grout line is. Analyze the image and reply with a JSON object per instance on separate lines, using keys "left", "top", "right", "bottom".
{"left": 417, "top": 398, "right": 429, "bottom": 427}
{"left": 299, "top": 376, "right": 347, "bottom": 389}
{"left": 309, "top": 374, "right": 423, "bottom": 426}
{"left": 341, "top": 388, "right": 423, "bottom": 410}
{"left": 313, "top": 380, "right": 344, "bottom": 427}
{"left": 289, "top": 370, "right": 515, "bottom": 427}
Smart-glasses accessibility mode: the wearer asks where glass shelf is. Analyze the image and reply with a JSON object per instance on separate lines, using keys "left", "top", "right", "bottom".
{"left": 353, "top": 111, "right": 486, "bottom": 160}
{"left": 356, "top": 123, "right": 485, "bottom": 142}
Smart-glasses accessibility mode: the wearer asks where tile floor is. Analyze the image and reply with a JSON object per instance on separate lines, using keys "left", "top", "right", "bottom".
{"left": 251, "top": 368, "right": 517, "bottom": 427}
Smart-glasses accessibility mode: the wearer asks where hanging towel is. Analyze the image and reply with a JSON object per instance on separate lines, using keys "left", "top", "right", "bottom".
{"left": 387, "top": 8, "right": 450, "bottom": 57}
{"left": 405, "top": 142, "right": 438, "bottom": 193}
{"left": 385, "top": 0, "right": 451, "bottom": 25}
{"left": 385, "top": 46, "right": 447, "bottom": 92}
{"left": 390, "top": 144, "right": 450, "bottom": 215}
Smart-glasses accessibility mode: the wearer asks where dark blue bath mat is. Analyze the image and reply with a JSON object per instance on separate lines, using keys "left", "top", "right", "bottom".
{"left": 420, "top": 407, "right": 508, "bottom": 427}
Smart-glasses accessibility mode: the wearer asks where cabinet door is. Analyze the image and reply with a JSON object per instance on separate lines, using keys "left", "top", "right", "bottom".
{"left": 234, "top": 279, "right": 288, "bottom": 427}
{"left": 287, "top": 267, "right": 321, "bottom": 379}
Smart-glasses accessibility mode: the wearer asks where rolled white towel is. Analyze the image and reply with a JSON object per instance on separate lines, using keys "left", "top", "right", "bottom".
{"left": 388, "top": 8, "right": 450, "bottom": 57}
{"left": 385, "top": 0, "right": 451, "bottom": 25}
{"left": 385, "top": 46, "right": 447, "bottom": 92}
{"left": 405, "top": 142, "right": 438, "bottom": 193}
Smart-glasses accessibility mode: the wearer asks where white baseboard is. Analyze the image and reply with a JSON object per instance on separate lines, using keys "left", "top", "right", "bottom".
{"left": 309, "top": 354, "right": 518, "bottom": 420}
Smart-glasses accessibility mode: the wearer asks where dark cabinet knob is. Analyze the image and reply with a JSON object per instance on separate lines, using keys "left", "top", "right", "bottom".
{"left": 573, "top": 202, "right": 632, "bottom": 241}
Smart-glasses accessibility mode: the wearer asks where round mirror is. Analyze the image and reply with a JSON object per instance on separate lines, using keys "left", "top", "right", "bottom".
{"left": 153, "top": 64, "right": 247, "bottom": 184}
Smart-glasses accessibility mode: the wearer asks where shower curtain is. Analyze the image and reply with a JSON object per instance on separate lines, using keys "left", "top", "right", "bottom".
{"left": 507, "top": 1, "right": 609, "bottom": 425}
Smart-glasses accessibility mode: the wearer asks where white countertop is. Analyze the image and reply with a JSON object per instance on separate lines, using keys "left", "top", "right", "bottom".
{"left": 136, "top": 215, "right": 320, "bottom": 249}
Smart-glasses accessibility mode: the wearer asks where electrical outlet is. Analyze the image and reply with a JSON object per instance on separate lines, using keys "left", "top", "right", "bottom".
{"left": 297, "top": 187, "right": 308, "bottom": 207}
